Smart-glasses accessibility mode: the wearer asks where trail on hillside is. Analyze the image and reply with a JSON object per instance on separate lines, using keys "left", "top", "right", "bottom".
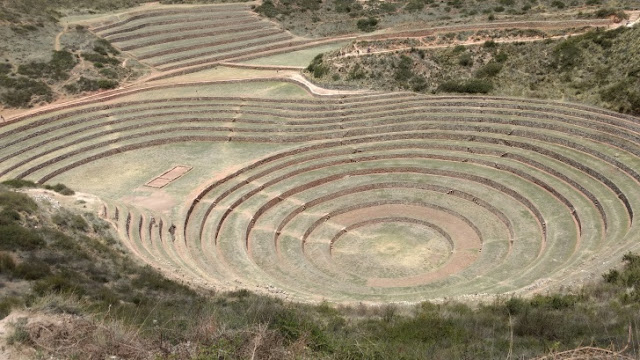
{"left": 54, "top": 23, "right": 68, "bottom": 51}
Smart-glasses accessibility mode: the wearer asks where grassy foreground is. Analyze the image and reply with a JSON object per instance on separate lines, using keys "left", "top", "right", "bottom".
{"left": 2, "top": 183, "right": 640, "bottom": 359}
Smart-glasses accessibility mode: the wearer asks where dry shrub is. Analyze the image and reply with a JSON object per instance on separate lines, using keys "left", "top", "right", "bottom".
{"left": 24, "top": 315, "right": 156, "bottom": 360}
{"left": 195, "top": 325, "right": 290, "bottom": 360}
{"left": 534, "top": 346, "right": 634, "bottom": 360}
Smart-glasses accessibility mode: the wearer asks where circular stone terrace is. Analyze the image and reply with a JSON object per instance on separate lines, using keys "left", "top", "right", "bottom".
{"left": 1, "top": 78, "right": 639, "bottom": 302}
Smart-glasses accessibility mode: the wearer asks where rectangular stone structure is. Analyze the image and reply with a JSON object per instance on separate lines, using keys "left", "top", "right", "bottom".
{"left": 145, "top": 165, "right": 192, "bottom": 188}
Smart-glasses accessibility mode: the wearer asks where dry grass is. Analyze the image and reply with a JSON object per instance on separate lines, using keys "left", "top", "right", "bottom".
{"left": 535, "top": 346, "right": 635, "bottom": 360}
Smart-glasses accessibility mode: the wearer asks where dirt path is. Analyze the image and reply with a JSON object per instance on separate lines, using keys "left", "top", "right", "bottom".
{"left": 625, "top": 10, "right": 640, "bottom": 27}
{"left": 2, "top": 72, "right": 371, "bottom": 123}
{"left": 332, "top": 33, "right": 576, "bottom": 60}
{"left": 366, "top": 18, "right": 617, "bottom": 41}
{"left": 331, "top": 14, "right": 631, "bottom": 59}
{"left": 54, "top": 23, "right": 68, "bottom": 51}
{"left": 288, "top": 73, "right": 368, "bottom": 95}
{"left": 218, "top": 62, "right": 305, "bottom": 71}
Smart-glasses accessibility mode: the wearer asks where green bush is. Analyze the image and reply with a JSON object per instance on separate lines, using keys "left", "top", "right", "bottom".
{"left": 405, "top": 0, "right": 427, "bottom": 12}
{"left": 483, "top": 40, "right": 497, "bottom": 48}
{"left": 0, "top": 296, "right": 21, "bottom": 320}
{"left": 255, "top": 0, "right": 319, "bottom": 17}
{"left": 33, "top": 274, "right": 80, "bottom": 296}
{"left": 44, "top": 229, "right": 81, "bottom": 252}
{"left": 603, "top": 253, "right": 640, "bottom": 294}
{"left": 458, "top": 53, "right": 473, "bottom": 66}
{"left": 44, "top": 183, "right": 74, "bottom": 195}
{"left": 410, "top": 75, "right": 428, "bottom": 91}
{"left": 504, "top": 297, "right": 529, "bottom": 315}
{"left": 438, "top": 79, "right": 493, "bottom": 93}
{"left": 553, "top": 40, "right": 582, "bottom": 69}
{"left": 0, "top": 76, "right": 52, "bottom": 108}
{"left": 347, "top": 63, "right": 366, "bottom": 80}
{"left": 593, "top": 8, "right": 628, "bottom": 20}
{"left": 1, "top": 180, "right": 74, "bottom": 195}
{"left": 1, "top": 179, "right": 38, "bottom": 189}
{"left": 529, "top": 294, "right": 579, "bottom": 310}
{"left": 255, "top": 0, "right": 278, "bottom": 17}
{"left": 452, "top": 45, "right": 466, "bottom": 53}
{"left": 0, "top": 252, "right": 16, "bottom": 274}
{"left": 14, "top": 259, "right": 51, "bottom": 280}
{"left": 64, "top": 77, "right": 118, "bottom": 94}
{"left": 93, "top": 39, "right": 120, "bottom": 56}
{"left": 0, "top": 63, "right": 12, "bottom": 75}
{"left": 357, "top": 17, "right": 379, "bottom": 32}
{"left": 375, "top": 311, "right": 466, "bottom": 346}
{"left": 17, "top": 50, "right": 76, "bottom": 81}
{"left": 475, "top": 61, "right": 503, "bottom": 77}
{"left": 99, "top": 68, "right": 118, "bottom": 79}
{"left": 52, "top": 211, "right": 88, "bottom": 232}
{"left": 81, "top": 52, "right": 119, "bottom": 66}
{"left": 394, "top": 55, "right": 415, "bottom": 82}
{"left": 494, "top": 51, "right": 508, "bottom": 62}
{"left": 514, "top": 308, "right": 587, "bottom": 340}
{"left": 334, "top": 0, "right": 362, "bottom": 13}
{"left": 306, "top": 54, "right": 330, "bottom": 78}
{"left": 131, "top": 266, "right": 195, "bottom": 294}
{"left": 0, "top": 191, "right": 37, "bottom": 214}
{"left": 270, "top": 307, "right": 332, "bottom": 352}
{"left": 0, "top": 225, "right": 45, "bottom": 251}
{"left": 0, "top": 209, "right": 20, "bottom": 226}
{"left": 379, "top": 2, "right": 397, "bottom": 13}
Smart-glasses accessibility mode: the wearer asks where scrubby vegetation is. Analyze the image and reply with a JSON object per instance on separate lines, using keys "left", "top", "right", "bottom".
{"left": 0, "top": 0, "right": 166, "bottom": 108}
{"left": 307, "top": 53, "right": 330, "bottom": 78}
{"left": 0, "top": 74, "right": 53, "bottom": 108}
{"left": 0, "top": 28, "right": 136, "bottom": 107}
{"left": 356, "top": 17, "right": 379, "bottom": 32}
{"left": 0, "top": 0, "right": 246, "bottom": 24}
{"left": 313, "top": 25, "right": 640, "bottom": 115}
{"left": 254, "top": 0, "right": 637, "bottom": 37}
{"left": 1, "top": 179, "right": 74, "bottom": 195}
{"left": 1, "top": 184, "right": 640, "bottom": 358}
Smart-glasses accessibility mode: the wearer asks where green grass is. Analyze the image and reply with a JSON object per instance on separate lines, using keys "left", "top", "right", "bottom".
{"left": 241, "top": 42, "right": 350, "bottom": 67}
{"left": 51, "top": 142, "right": 286, "bottom": 207}
{"left": 148, "top": 33, "right": 293, "bottom": 68}
{"left": 115, "top": 22, "right": 270, "bottom": 52}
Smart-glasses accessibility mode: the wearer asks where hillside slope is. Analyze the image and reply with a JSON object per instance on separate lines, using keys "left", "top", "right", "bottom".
{"left": 312, "top": 24, "right": 640, "bottom": 115}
